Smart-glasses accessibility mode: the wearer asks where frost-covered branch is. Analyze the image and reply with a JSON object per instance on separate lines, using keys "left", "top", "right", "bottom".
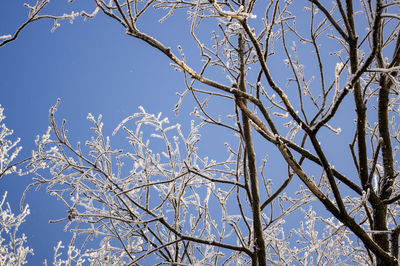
{"left": 5, "top": 0, "right": 400, "bottom": 264}
{"left": 0, "top": 105, "right": 29, "bottom": 178}
{"left": 0, "top": 192, "right": 33, "bottom": 265}
{"left": 0, "top": 0, "right": 79, "bottom": 47}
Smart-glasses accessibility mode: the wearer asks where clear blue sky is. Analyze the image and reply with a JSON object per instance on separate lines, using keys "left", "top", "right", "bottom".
{"left": 1, "top": 1, "right": 358, "bottom": 264}
{"left": 0, "top": 2, "right": 198, "bottom": 263}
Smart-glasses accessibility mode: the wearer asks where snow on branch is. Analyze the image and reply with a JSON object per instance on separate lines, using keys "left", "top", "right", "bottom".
{"left": 26, "top": 101, "right": 256, "bottom": 264}
{"left": 0, "top": 192, "right": 33, "bottom": 265}
{"left": 0, "top": 105, "right": 27, "bottom": 178}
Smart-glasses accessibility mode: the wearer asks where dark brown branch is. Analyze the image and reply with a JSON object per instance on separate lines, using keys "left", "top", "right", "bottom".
{"left": 260, "top": 173, "right": 294, "bottom": 211}
{"left": 307, "top": 0, "right": 349, "bottom": 41}
{"left": 239, "top": 19, "right": 310, "bottom": 134}
{"left": 249, "top": 118, "right": 363, "bottom": 197}
{"left": 158, "top": 216, "right": 253, "bottom": 256}
{"left": 383, "top": 194, "right": 400, "bottom": 205}
{"left": 0, "top": 2, "right": 48, "bottom": 47}
{"left": 237, "top": 101, "right": 397, "bottom": 264}
{"left": 390, "top": 226, "right": 400, "bottom": 261}
{"left": 237, "top": 33, "right": 266, "bottom": 266}
{"left": 312, "top": 1, "right": 383, "bottom": 133}
{"left": 368, "top": 139, "right": 382, "bottom": 188}
{"left": 186, "top": 166, "right": 246, "bottom": 189}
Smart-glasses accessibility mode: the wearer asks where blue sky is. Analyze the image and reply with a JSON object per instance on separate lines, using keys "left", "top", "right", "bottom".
{"left": 0, "top": 2, "right": 198, "bottom": 263}
{"left": 1, "top": 1, "right": 246, "bottom": 264}
{"left": 0, "top": 1, "right": 363, "bottom": 264}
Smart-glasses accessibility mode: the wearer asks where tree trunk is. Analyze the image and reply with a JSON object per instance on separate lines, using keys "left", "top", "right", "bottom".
{"left": 238, "top": 33, "right": 266, "bottom": 266}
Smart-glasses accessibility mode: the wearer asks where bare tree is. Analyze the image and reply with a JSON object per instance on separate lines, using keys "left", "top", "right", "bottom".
{"left": 5, "top": 0, "right": 400, "bottom": 265}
